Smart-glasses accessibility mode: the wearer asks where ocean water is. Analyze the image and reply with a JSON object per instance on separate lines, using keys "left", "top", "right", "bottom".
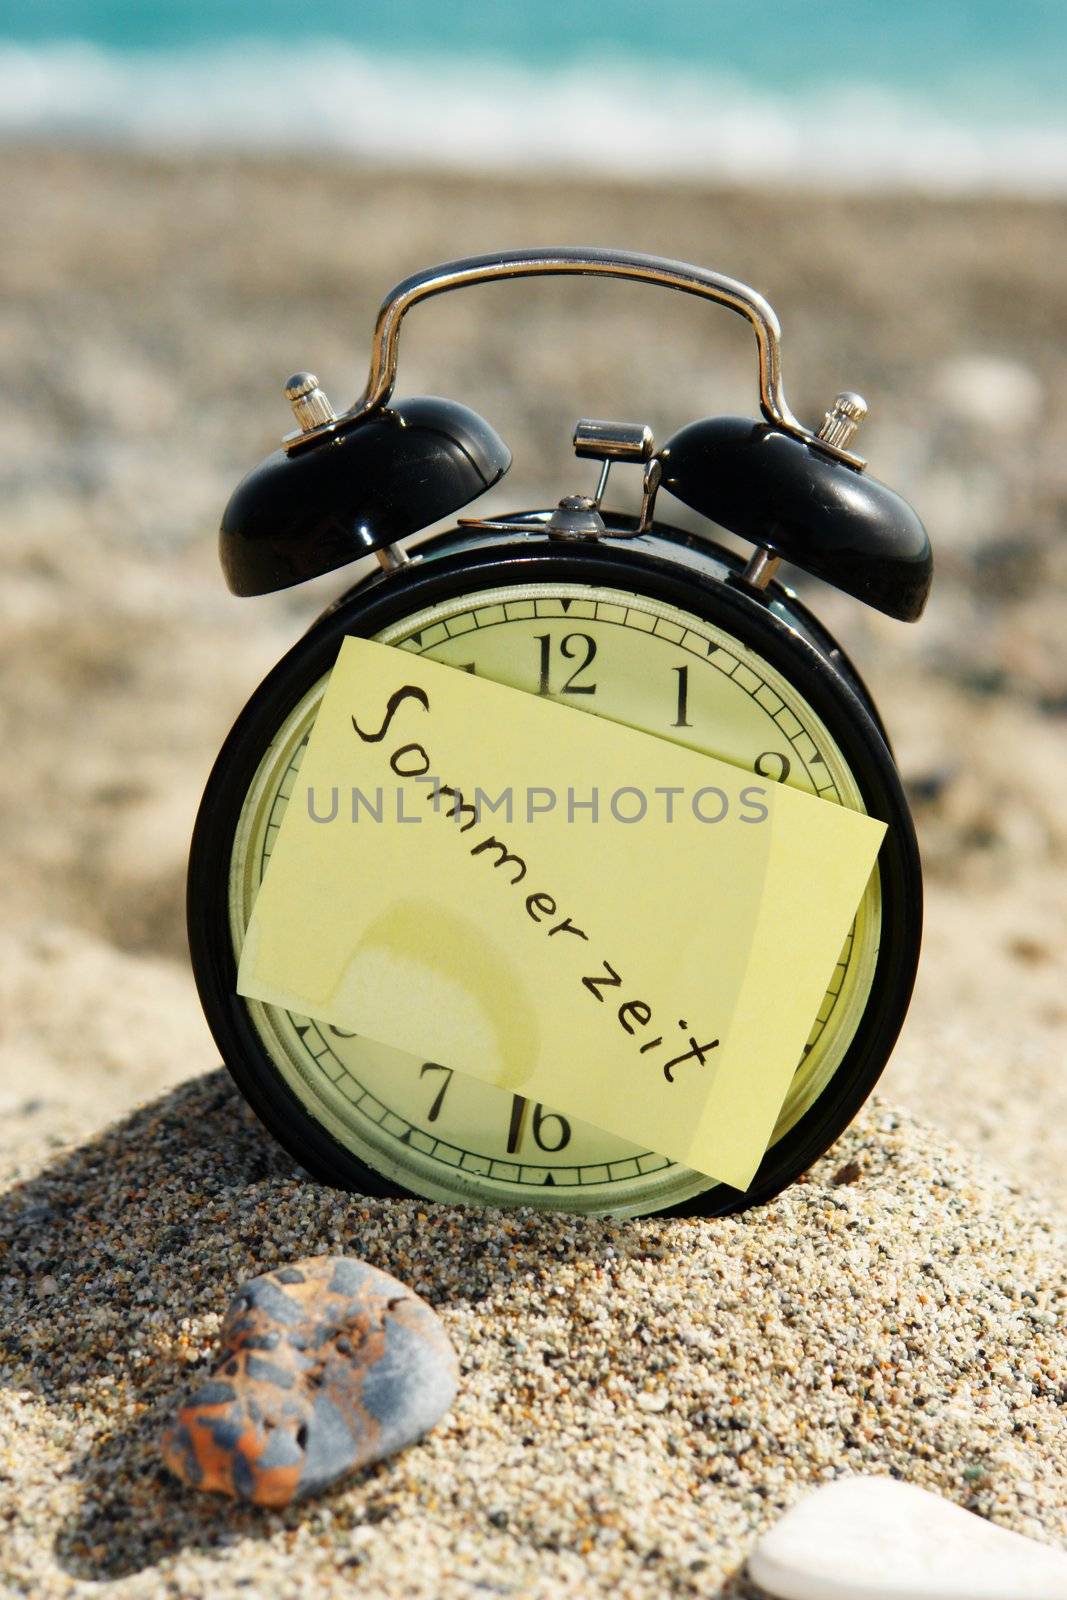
{"left": 1, "top": 1, "right": 1065, "bottom": 192}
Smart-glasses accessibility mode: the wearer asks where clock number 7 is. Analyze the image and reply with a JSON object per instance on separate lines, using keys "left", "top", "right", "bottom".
{"left": 419, "top": 1062, "right": 454, "bottom": 1122}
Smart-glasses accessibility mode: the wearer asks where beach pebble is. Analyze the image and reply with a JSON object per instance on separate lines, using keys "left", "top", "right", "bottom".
{"left": 160, "top": 1256, "right": 459, "bottom": 1506}
{"left": 936, "top": 354, "right": 1043, "bottom": 431}
{"left": 748, "top": 1476, "right": 1067, "bottom": 1600}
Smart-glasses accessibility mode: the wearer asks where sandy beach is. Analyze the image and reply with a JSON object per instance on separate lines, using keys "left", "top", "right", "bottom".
{"left": 1, "top": 146, "right": 1065, "bottom": 1595}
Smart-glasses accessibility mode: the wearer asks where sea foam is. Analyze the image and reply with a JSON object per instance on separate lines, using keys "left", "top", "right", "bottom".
{"left": 2, "top": 40, "right": 1066, "bottom": 195}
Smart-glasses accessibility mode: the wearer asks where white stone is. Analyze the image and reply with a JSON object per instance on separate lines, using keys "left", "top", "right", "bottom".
{"left": 936, "top": 354, "right": 1044, "bottom": 431}
{"left": 748, "top": 1475, "right": 1067, "bottom": 1600}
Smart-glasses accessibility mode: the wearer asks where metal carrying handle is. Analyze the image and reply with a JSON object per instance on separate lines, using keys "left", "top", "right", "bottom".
{"left": 289, "top": 247, "right": 863, "bottom": 465}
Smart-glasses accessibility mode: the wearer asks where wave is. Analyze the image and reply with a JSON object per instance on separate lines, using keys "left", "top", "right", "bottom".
{"left": 2, "top": 39, "right": 1066, "bottom": 194}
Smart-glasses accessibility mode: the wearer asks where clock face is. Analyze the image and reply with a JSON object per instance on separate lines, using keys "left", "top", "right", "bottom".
{"left": 229, "top": 580, "right": 881, "bottom": 1217}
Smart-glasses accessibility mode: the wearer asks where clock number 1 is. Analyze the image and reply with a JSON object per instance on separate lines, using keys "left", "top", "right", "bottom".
{"left": 671, "top": 664, "right": 692, "bottom": 727}
{"left": 535, "top": 633, "right": 597, "bottom": 696}
{"left": 506, "top": 1094, "right": 572, "bottom": 1153}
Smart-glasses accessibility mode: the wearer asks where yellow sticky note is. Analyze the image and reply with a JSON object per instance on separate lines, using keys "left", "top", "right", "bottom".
{"left": 237, "top": 636, "right": 885, "bottom": 1189}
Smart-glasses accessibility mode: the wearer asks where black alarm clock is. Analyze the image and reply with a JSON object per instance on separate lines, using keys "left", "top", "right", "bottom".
{"left": 188, "top": 248, "right": 930, "bottom": 1218}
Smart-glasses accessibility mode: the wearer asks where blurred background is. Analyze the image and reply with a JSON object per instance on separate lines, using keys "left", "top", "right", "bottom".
{"left": 1, "top": 1, "right": 1065, "bottom": 1205}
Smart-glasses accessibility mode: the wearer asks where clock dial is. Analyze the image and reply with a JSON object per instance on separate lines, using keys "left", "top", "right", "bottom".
{"left": 229, "top": 581, "right": 881, "bottom": 1217}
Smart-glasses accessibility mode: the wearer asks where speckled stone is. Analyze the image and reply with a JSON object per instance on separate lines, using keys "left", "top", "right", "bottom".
{"left": 161, "top": 1256, "right": 459, "bottom": 1505}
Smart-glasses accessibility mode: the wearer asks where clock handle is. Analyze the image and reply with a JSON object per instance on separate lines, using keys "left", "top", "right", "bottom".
{"left": 294, "top": 248, "right": 860, "bottom": 467}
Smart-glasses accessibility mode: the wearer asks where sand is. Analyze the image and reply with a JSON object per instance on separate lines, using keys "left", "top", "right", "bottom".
{"left": 1, "top": 146, "right": 1066, "bottom": 1595}
{"left": 2, "top": 1074, "right": 1065, "bottom": 1599}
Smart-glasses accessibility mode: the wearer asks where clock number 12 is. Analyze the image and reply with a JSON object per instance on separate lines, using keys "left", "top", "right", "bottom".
{"left": 535, "top": 633, "right": 597, "bottom": 696}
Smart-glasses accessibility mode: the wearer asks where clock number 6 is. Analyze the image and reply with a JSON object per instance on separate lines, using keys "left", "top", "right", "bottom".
{"left": 535, "top": 633, "right": 597, "bottom": 696}
{"left": 506, "top": 1094, "right": 572, "bottom": 1154}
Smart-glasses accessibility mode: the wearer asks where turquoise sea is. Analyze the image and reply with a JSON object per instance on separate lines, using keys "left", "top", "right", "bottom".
{"left": 1, "top": 1, "right": 1064, "bottom": 190}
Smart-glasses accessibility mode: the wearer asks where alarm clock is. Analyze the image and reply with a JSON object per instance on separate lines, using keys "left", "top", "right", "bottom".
{"left": 188, "top": 248, "right": 931, "bottom": 1218}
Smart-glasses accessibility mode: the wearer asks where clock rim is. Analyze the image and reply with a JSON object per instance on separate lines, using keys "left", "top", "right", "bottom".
{"left": 187, "top": 527, "right": 922, "bottom": 1216}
